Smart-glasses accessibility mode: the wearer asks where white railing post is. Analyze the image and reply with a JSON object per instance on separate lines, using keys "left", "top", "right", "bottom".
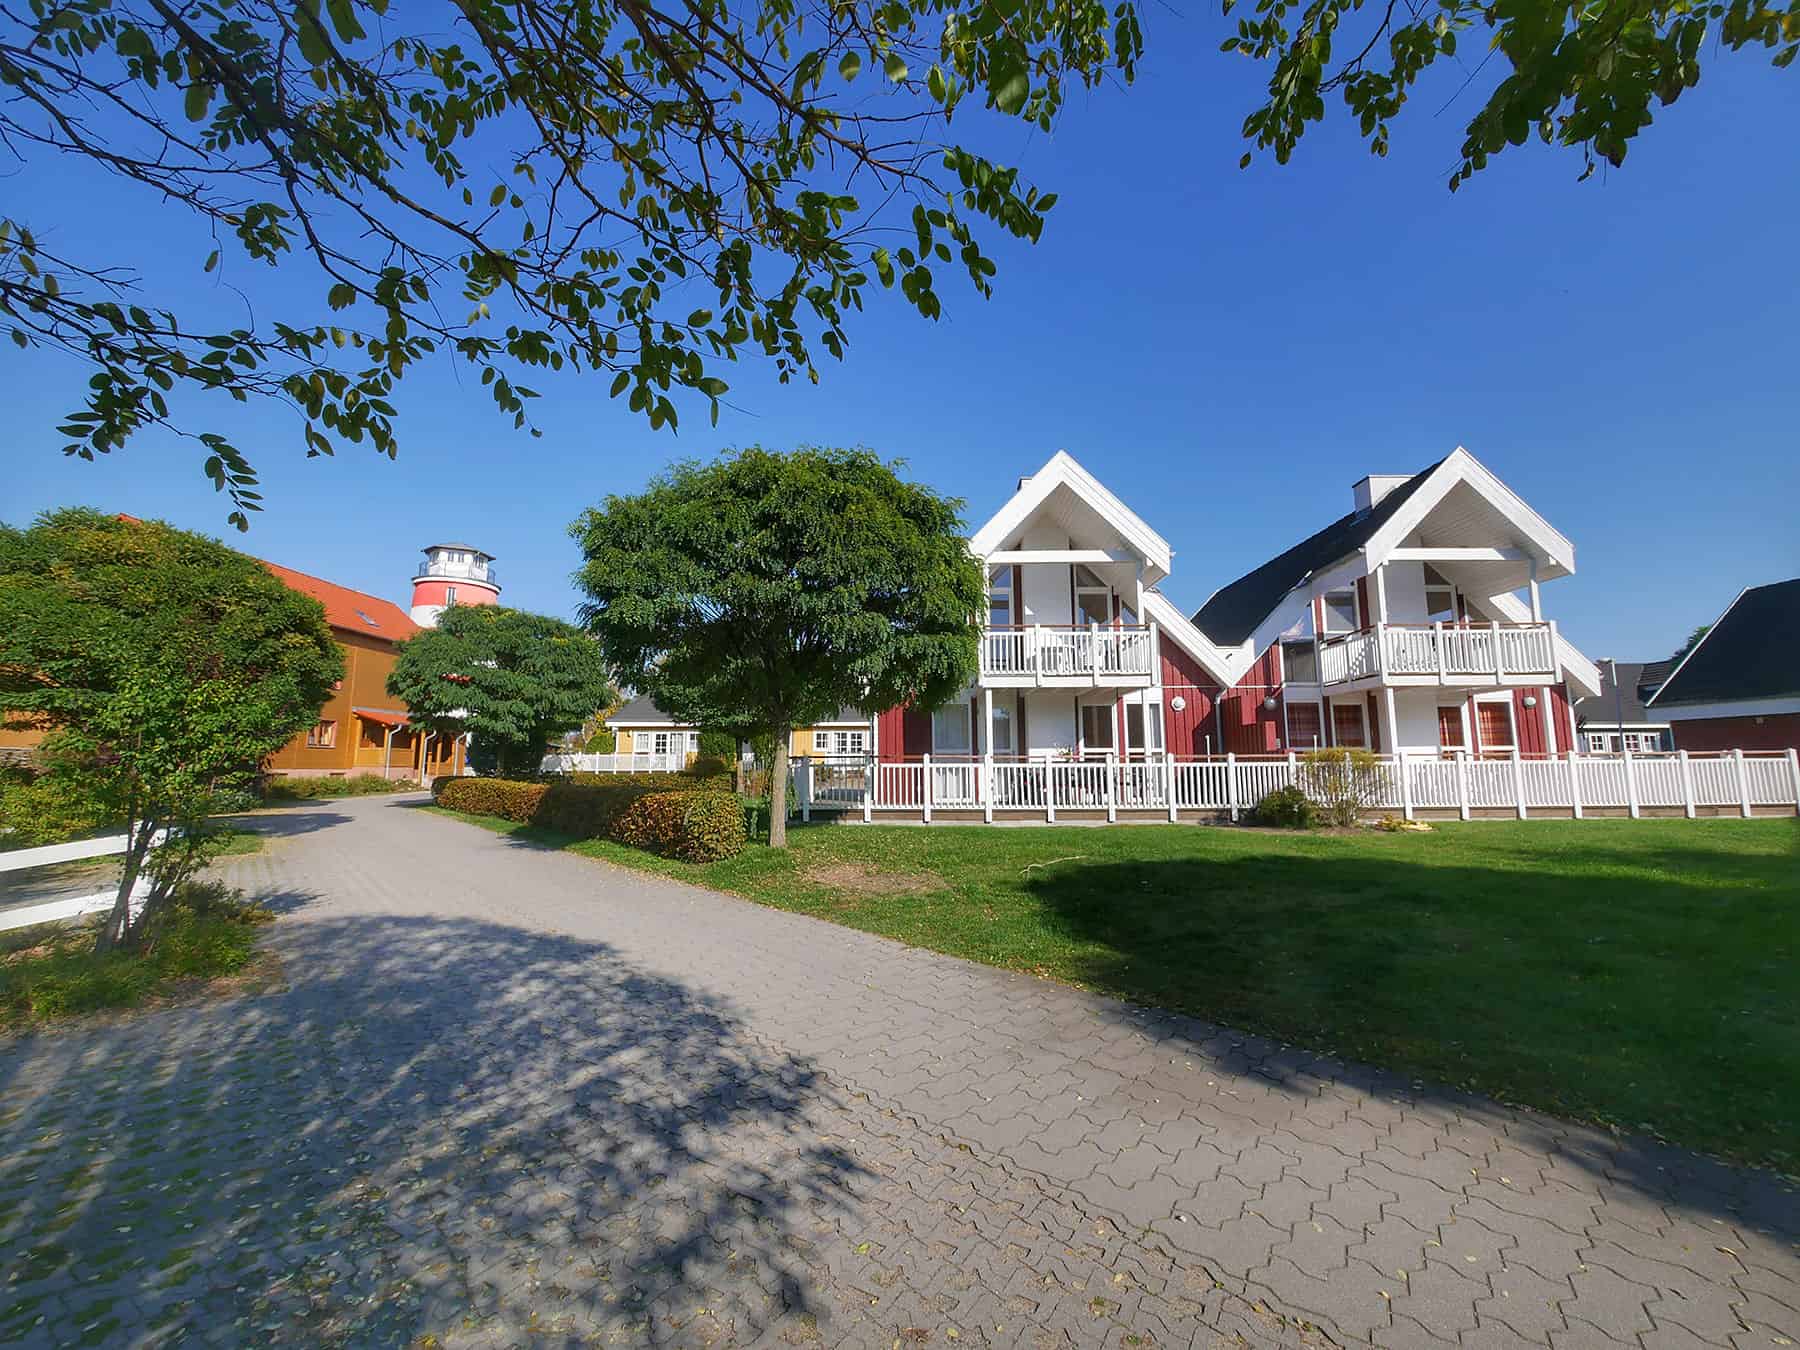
{"left": 1455, "top": 749, "right": 1471, "bottom": 820}
{"left": 863, "top": 754, "right": 874, "bottom": 823}
{"left": 1226, "top": 752, "right": 1238, "bottom": 822}
{"left": 1788, "top": 748, "right": 1800, "bottom": 815}
{"left": 982, "top": 753, "right": 994, "bottom": 824}
{"left": 1623, "top": 750, "right": 1639, "bottom": 819}
{"left": 921, "top": 752, "right": 932, "bottom": 824}
{"left": 1511, "top": 748, "right": 1527, "bottom": 819}
{"left": 1286, "top": 749, "right": 1297, "bottom": 790}
{"left": 1089, "top": 621, "right": 1102, "bottom": 677}
{"left": 1547, "top": 619, "right": 1561, "bottom": 678}
{"left": 1028, "top": 625, "right": 1041, "bottom": 682}
{"left": 1734, "top": 748, "right": 1751, "bottom": 818}
{"left": 1044, "top": 759, "right": 1056, "bottom": 823}
{"left": 1567, "top": 748, "right": 1582, "bottom": 819}
{"left": 1491, "top": 620, "right": 1505, "bottom": 678}
{"left": 1164, "top": 750, "right": 1178, "bottom": 822}
{"left": 1678, "top": 750, "right": 1695, "bottom": 819}
{"left": 1434, "top": 620, "right": 1447, "bottom": 680}
{"left": 1105, "top": 753, "right": 1117, "bottom": 822}
{"left": 798, "top": 755, "right": 812, "bottom": 822}
{"left": 1399, "top": 752, "right": 1414, "bottom": 821}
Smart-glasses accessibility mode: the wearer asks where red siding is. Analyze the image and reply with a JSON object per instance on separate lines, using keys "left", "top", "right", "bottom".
{"left": 1512, "top": 687, "right": 1548, "bottom": 756}
{"left": 1547, "top": 683, "right": 1576, "bottom": 752}
{"left": 875, "top": 705, "right": 933, "bottom": 757}
{"left": 1670, "top": 714, "right": 1800, "bottom": 754}
{"left": 1216, "top": 646, "right": 1284, "bottom": 754}
{"left": 1355, "top": 576, "right": 1371, "bottom": 629}
{"left": 1366, "top": 692, "right": 1381, "bottom": 752}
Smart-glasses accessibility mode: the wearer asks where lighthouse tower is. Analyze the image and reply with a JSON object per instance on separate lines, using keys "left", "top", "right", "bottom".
{"left": 410, "top": 542, "right": 501, "bottom": 627}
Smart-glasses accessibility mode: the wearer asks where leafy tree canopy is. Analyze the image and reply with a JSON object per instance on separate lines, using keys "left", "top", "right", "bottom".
{"left": 1, "top": 0, "right": 1137, "bottom": 528}
{"left": 1673, "top": 623, "right": 1711, "bottom": 660}
{"left": 0, "top": 508, "right": 342, "bottom": 949}
{"left": 387, "top": 603, "right": 616, "bottom": 776}
{"left": 1225, "top": 0, "right": 1796, "bottom": 189}
{"left": 570, "top": 445, "right": 983, "bottom": 844}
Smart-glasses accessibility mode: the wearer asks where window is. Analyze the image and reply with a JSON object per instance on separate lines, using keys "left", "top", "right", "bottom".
{"left": 306, "top": 720, "right": 337, "bottom": 749}
{"left": 1322, "top": 589, "right": 1358, "bottom": 634}
{"left": 825, "top": 729, "right": 867, "bottom": 756}
{"left": 1281, "top": 640, "right": 1319, "bottom": 684}
{"left": 1074, "top": 565, "right": 1112, "bottom": 627}
{"left": 990, "top": 702, "right": 1014, "bottom": 754}
{"left": 1331, "top": 701, "right": 1367, "bottom": 747}
{"left": 1423, "top": 564, "right": 1458, "bottom": 624}
{"left": 1080, "top": 703, "right": 1115, "bottom": 753}
{"left": 931, "top": 705, "right": 971, "bottom": 754}
{"left": 1586, "top": 732, "right": 1614, "bottom": 753}
{"left": 1437, "top": 706, "right": 1466, "bottom": 750}
{"left": 1476, "top": 700, "right": 1514, "bottom": 753}
{"left": 988, "top": 567, "right": 1012, "bottom": 627}
{"left": 1287, "top": 702, "right": 1323, "bottom": 749}
{"left": 444, "top": 585, "right": 458, "bottom": 605}
{"left": 1124, "top": 701, "right": 1163, "bottom": 755}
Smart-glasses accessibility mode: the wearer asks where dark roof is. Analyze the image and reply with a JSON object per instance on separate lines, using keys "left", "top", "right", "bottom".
{"left": 1636, "top": 658, "right": 1676, "bottom": 694}
{"left": 607, "top": 695, "right": 678, "bottom": 725}
{"left": 1192, "top": 461, "right": 1444, "bottom": 645}
{"left": 1649, "top": 578, "right": 1800, "bottom": 707}
{"left": 1573, "top": 662, "right": 1666, "bottom": 727}
{"left": 422, "top": 542, "right": 494, "bottom": 557}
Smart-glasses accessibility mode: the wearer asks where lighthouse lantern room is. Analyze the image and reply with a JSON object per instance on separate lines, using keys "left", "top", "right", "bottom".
{"left": 411, "top": 542, "right": 500, "bottom": 627}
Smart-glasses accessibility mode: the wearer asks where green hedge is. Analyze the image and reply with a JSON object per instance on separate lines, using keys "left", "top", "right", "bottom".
{"left": 264, "top": 773, "right": 419, "bottom": 800}
{"left": 434, "top": 773, "right": 746, "bottom": 862}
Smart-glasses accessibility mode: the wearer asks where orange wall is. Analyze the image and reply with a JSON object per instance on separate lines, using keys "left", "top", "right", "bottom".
{"left": 265, "top": 629, "right": 456, "bottom": 777}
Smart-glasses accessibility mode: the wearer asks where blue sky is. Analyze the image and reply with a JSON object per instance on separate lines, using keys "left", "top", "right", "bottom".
{"left": 5, "top": 14, "right": 1796, "bottom": 664}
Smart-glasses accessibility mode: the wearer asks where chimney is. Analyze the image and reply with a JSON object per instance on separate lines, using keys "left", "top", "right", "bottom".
{"left": 1353, "top": 474, "right": 1412, "bottom": 515}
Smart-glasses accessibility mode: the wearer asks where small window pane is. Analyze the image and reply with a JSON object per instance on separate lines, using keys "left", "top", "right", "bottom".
{"left": 1287, "top": 702, "right": 1322, "bottom": 749}
{"left": 1282, "top": 641, "right": 1318, "bottom": 683}
{"left": 1074, "top": 564, "right": 1105, "bottom": 588}
{"left": 1076, "top": 590, "right": 1112, "bottom": 625}
{"left": 1080, "top": 704, "right": 1114, "bottom": 751}
{"left": 932, "top": 705, "right": 971, "bottom": 754}
{"left": 990, "top": 705, "right": 1013, "bottom": 754}
{"left": 1323, "top": 591, "right": 1358, "bottom": 634}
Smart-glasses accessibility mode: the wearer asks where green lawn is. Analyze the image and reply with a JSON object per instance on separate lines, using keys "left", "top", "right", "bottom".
{"left": 429, "top": 807, "right": 1799, "bottom": 1174}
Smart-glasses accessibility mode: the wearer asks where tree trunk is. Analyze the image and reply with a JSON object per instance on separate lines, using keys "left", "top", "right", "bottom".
{"left": 768, "top": 730, "right": 792, "bottom": 848}
{"left": 94, "top": 817, "right": 154, "bottom": 955}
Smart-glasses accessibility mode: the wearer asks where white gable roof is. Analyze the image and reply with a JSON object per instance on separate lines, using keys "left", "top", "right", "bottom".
{"left": 969, "top": 451, "right": 1173, "bottom": 583}
{"left": 1363, "top": 447, "right": 1575, "bottom": 579}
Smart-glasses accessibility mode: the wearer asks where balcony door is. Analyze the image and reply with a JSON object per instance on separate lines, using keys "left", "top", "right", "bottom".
{"left": 1074, "top": 566, "right": 1112, "bottom": 627}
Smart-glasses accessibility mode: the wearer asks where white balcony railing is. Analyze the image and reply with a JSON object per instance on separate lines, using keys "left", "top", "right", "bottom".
{"left": 415, "top": 557, "right": 499, "bottom": 586}
{"left": 979, "top": 624, "right": 1156, "bottom": 684}
{"left": 1318, "top": 621, "right": 1558, "bottom": 685}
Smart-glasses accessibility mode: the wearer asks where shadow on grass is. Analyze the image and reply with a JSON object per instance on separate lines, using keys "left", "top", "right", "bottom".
{"left": 1023, "top": 847, "right": 1800, "bottom": 1208}
{"left": 0, "top": 907, "right": 865, "bottom": 1345}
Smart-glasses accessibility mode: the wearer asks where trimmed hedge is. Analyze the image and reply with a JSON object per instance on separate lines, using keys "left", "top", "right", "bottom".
{"left": 433, "top": 773, "right": 746, "bottom": 862}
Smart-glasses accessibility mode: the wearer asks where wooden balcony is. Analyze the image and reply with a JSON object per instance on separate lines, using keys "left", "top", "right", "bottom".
{"left": 978, "top": 624, "right": 1157, "bottom": 687}
{"left": 1318, "top": 621, "right": 1559, "bottom": 687}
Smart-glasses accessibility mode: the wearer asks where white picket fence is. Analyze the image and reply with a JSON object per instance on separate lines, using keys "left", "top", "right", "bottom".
{"left": 0, "top": 831, "right": 161, "bottom": 933}
{"left": 541, "top": 750, "right": 693, "bottom": 774}
{"left": 793, "top": 749, "right": 1800, "bottom": 824}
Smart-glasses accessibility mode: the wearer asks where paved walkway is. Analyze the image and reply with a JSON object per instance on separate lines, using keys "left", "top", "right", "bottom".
{"left": 1, "top": 798, "right": 1794, "bottom": 1348}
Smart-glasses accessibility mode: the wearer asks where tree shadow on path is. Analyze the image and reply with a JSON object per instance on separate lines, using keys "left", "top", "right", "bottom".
{"left": 0, "top": 910, "right": 869, "bottom": 1347}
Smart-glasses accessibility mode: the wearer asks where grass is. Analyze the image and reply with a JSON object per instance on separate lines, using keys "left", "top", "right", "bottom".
{"left": 429, "top": 805, "right": 1800, "bottom": 1174}
{"left": 0, "top": 883, "right": 273, "bottom": 1030}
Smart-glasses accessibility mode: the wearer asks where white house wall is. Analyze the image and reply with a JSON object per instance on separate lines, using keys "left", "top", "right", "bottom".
{"left": 1023, "top": 691, "right": 1078, "bottom": 755}
{"left": 1391, "top": 689, "right": 1450, "bottom": 755}
{"left": 1383, "top": 562, "right": 1430, "bottom": 623}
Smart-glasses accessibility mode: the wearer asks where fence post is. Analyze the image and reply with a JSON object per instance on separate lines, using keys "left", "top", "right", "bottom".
{"left": 921, "top": 753, "right": 932, "bottom": 825}
{"left": 863, "top": 754, "right": 874, "bottom": 824}
{"left": 1399, "top": 752, "right": 1414, "bottom": 821}
{"left": 1511, "top": 748, "right": 1527, "bottom": 819}
{"left": 1164, "top": 750, "right": 1178, "bottom": 823}
{"left": 1788, "top": 748, "right": 1800, "bottom": 817}
{"left": 1734, "top": 747, "right": 1751, "bottom": 818}
{"left": 1678, "top": 750, "right": 1695, "bottom": 819}
{"left": 798, "top": 755, "right": 812, "bottom": 822}
{"left": 1434, "top": 620, "right": 1447, "bottom": 679}
{"left": 982, "top": 753, "right": 994, "bottom": 824}
{"left": 1455, "top": 749, "right": 1471, "bottom": 821}
{"left": 1491, "top": 620, "right": 1504, "bottom": 678}
{"left": 1090, "top": 621, "right": 1102, "bottom": 677}
{"left": 1044, "top": 759, "right": 1056, "bottom": 824}
{"left": 1226, "top": 753, "right": 1238, "bottom": 822}
{"left": 1623, "top": 750, "right": 1639, "bottom": 819}
{"left": 1567, "top": 748, "right": 1582, "bottom": 819}
{"left": 1105, "top": 753, "right": 1117, "bottom": 823}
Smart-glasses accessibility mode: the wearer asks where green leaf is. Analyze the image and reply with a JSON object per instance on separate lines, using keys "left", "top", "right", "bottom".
{"left": 838, "top": 50, "right": 862, "bottom": 81}
{"left": 884, "top": 53, "right": 909, "bottom": 83}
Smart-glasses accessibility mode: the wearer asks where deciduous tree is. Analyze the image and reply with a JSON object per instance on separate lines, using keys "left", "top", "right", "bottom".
{"left": 1, "top": 0, "right": 1137, "bottom": 527}
{"left": 0, "top": 509, "right": 342, "bottom": 952}
{"left": 1225, "top": 0, "right": 1796, "bottom": 189}
{"left": 570, "top": 446, "right": 983, "bottom": 845}
{"left": 387, "top": 604, "right": 616, "bottom": 777}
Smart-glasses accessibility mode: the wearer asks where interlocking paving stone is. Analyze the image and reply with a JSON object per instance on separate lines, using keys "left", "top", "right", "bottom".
{"left": 1, "top": 795, "right": 1794, "bottom": 1348}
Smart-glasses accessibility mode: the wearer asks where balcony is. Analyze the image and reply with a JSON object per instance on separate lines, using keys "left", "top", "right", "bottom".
{"left": 979, "top": 624, "right": 1156, "bottom": 687}
{"left": 414, "top": 557, "right": 499, "bottom": 586}
{"left": 1318, "top": 621, "right": 1558, "bottom": 687}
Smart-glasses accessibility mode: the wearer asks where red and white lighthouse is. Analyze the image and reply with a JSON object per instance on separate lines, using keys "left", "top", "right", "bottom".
{"left": 410, "top": 542, "right": 500, "bottom": 627}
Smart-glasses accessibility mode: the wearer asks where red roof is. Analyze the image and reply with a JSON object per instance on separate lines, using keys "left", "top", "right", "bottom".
{"left": 262, "top": 560, "right": 420, "bottom": 644}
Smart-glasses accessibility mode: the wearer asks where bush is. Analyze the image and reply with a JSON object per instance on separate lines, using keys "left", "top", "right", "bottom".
{"left": 1297, "top": 748, "right": 1385, "bottom": 827}
{"left": 262, "top": 773, "right": 419, "bottom": 800}
{"left": 1254, "top": 784, "right": 1320, "bottom": 830}
{"left": 579, "top": 727, "right": 617, "bottom": 753}
{"left": 0, "top": 764, "right": 119, "bottom": 846}
{"left": 436, "top": 774, "right": 748, "bottom": 861}
{"left": 683, "top": 754, "right": 733, "bottom": 779}
{"left": 697, "top": 729, "right": 738, "bottom": 758}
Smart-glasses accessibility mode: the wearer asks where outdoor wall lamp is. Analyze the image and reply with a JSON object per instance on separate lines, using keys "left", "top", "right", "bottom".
{"left": 1522, "top": 695, "right": 1538, "bottom": 708}
{"left": 1170, "top": 695, "right": 1187, "bottom": 712}
{"left": 1263, "top": 696, "right": 1279, "bottom": 711}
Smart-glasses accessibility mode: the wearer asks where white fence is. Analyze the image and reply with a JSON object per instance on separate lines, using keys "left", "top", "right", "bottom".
{"left": 791, "top": 749, "right": 1800, "bottom": 824}
{"left": 1318, "top": 622, "right": 1559, "bottom": 686}
{"left": 978, "top": 625, "right": 1156, "bottom": 682}
{"left": 541, "top": 750, "right": 693, "bottom": 774}
{"left": 0, "top": 831, "right": 159, "bottom": 934}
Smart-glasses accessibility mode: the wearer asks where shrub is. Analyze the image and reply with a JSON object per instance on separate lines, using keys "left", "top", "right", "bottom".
{"left": 579, "top": 727, "right": 617, "bottom": 753}
{"left": 435, "top": 777, "right": 548, "bottom": 822}
{"left": 0, "top": 764, "right": 118, "bottom": 846}
{"left": 1297, "top": 748, "right": 1385, "bottom": 827}
{"left": 1254, "top": 784, "right": 1320, "bottom": 830}
{"left": 683, "top": 754, "right": 733, "bottom": 779}
{"left": 436, "top": 774, "right": 747, "bottom": 860}
{"left": 696, "top": 729, "right": 738, "bottom": 758}
{"left": 263, "top": 773, "right": 419, "bottom": 801}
